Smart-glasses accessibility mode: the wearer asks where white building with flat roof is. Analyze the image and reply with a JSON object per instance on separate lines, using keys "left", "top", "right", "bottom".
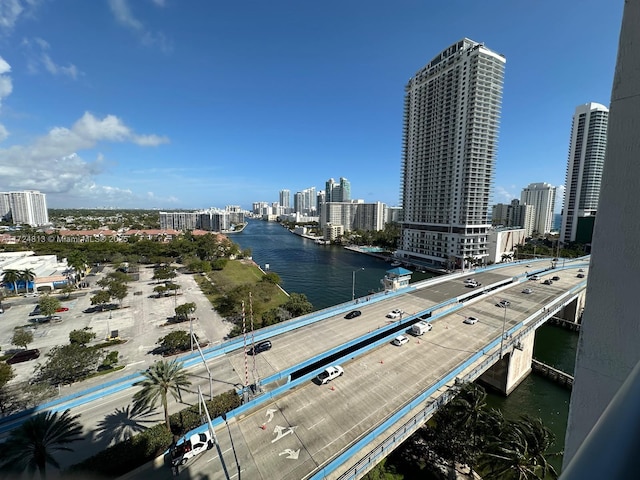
{"left": 0, "top": 190, "right": 49, "bottom": 226}
{"left": 521, "top": 182, "right": 557, "bottom": 235}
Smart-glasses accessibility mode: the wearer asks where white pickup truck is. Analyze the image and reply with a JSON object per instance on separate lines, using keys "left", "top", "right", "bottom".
{"left": 171, "top": 431, "right": 213, "bottom": 466}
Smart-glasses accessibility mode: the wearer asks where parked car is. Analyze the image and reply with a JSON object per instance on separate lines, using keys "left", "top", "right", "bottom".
{"left": 497, "top": 300, "right": 511, "bottom": 308}
{"left": 465, "top": 280, "right": 481, "bottom": 288}
{"left": 463, "top": 316, "right": 479, "bottom": 325}
{"left": 552, "top": 276, "right": 560, "bottom": 281}
{"left": 522, "top": 288, "right": 533, "bottom": 294}
{"left": 317, "top": 365, "right": 344, "bottom": 384}
{"left": 543, "top": 279, "right": 553, "bottom": 285}
{"left": 392, "top": 335, "right": 409, "bottom": 346}
{"left": 344, "top": 310, "right": 361, "bottom": 319}
{"left": 171, "top": 431, "right": 213, "bottom": 466}
{"left": 7, "top": 348, "right": 40, "bottom": 364}
{"left": 386, "top": 309, "right": 402, "bottom": 319}
{"left": 578, "top": 268, "right": 584, "bottom": 272}
{"left": 56, "top": 307, "right": 69, "bottom": 312}
{"left": 247, "top": 340, "right": 272, "bottom": 355}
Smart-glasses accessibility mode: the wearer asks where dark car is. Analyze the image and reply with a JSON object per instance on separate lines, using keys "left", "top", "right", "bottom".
{"left": 7, "top": 348, "right": 40, "bottom": 364}
{"left": 543, "top": 279, "right": 553, "bottom": 285}
{"left": 344, "top": 310, "right": 362, "bottom": 319}
{"left": 247, "top": 340, "right": 272, "bottom": 355}
{"left": 552, "top": 276, "right": 560, "bottom": 281}
{"left": 29, "top": 305, "right": 41, "bottom": 316}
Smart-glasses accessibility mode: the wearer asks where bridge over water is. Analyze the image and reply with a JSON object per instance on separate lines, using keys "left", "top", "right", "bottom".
{"left": 0, "top": 258, "right": 588, "bottom": 479}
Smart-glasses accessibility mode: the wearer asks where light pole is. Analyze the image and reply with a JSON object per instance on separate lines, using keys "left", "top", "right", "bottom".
{"left": 189, "top": 307, "right": 195, "bottom": 351}
{"left": 500, "top": 304, "right": 508, "bottom": 357}
{"left": 352, "top": 268, "right": 364, "bottom": 301}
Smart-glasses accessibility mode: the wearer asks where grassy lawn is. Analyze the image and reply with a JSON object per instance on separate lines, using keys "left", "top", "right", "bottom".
{"left": 194, "top": 259, "right": 289, "bottom": 314}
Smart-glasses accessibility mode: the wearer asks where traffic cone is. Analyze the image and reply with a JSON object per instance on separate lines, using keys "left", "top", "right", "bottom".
{"left": 380, "top": 360, "right": 384, "bottom": 364}
{"left": 260, "top": 424, "right": 266, "bottom": 430}
{"left": 330, "top": 386, "right": 335, "bottom": 391}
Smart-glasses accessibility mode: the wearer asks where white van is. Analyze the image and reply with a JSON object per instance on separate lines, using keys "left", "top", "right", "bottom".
{"left": 411, "top": 321, "right": 433, "bottom": 336}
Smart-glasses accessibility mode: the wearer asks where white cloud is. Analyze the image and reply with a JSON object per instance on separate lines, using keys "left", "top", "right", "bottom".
{"left": 493, "top": 185, "right": 516, "bottom": 204}
{"left": 0, "top": 55, "right": 12, "bottom": 106}
{"left": 0, "top": 0, "right": 41, "bottom": 34}
{"left": 22, "top": 37, "right": 81, "bottom": 79}
{"left": 0, "top": 124, "right": 8, "bottom": 142}
{"left": 108, "top": 0, "right": 172, "bottom": 53}
{"left": 0, "top": 112, "right": 169, "bottom": 201}
{"left": 150, "top": 0, "right": 166, "bottom": 7}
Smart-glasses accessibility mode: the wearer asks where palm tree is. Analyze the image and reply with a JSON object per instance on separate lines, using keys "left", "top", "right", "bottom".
{"left": 478, "top": 415, "right": 560, "bottom": 480}
{"left": 66, "top": 252, "right": 88, "bottom": 286}
{"left": 132, "top": 359, "right": 191, "bottom": 431}
{"left": 0, "top": 409, "right": 82, "bottom": 478}
{"left": 2, "top": 269, "right": 21, "bottom": 295}
{"left": 20, "top": 268, "right": 36, "bottom": 294}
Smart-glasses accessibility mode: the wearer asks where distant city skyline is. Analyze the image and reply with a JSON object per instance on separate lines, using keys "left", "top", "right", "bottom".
{"left": 0, "top": 1, "right": 623, "bottom": 210}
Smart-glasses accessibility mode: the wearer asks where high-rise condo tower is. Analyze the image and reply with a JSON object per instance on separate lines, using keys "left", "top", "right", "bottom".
{"left": 560, "top": 102, "right": 609, "bottom": 245}
{"left": 398, "top": 38, "right": 505, "bottom": 269}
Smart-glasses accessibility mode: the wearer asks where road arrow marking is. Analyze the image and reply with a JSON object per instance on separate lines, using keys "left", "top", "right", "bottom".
{"left": 279, "top": 448, "right": 300, "bottom": 460}
{"left": 265, "top": 408, "right": 277, "bottom": 423}
{"left": 272, "top": 425, "right": 296, "bottom": 443}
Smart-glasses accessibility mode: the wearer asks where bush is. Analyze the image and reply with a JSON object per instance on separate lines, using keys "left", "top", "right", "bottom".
{"left": 65, "top": 423, "right": 173, "bottom": 478}
{"left": 169, "top": 390, "right": 242, "bottom": 433}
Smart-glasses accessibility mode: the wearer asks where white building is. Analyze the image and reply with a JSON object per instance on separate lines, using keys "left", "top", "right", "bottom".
{"left": 561, "top": 102, "right": 609, "bottom": 244}
{"left": 279, "top": 189, "right": 291, "bottom": 213}
{"left": 486, "top": 227, "right": 527, "bottom": 264}
{"left": 521, "top": 182, "right": 557, "bottom": 235}
{"left": 0, "top": 190, "right": 49, "bottom": 226}
{"left": 397, "top": 38, "right": 506, "bottom": 270}
{"left": 319, "top": 201, "right": 387, "bottom": 236}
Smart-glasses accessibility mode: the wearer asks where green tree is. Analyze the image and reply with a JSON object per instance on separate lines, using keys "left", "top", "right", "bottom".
{"left": 262, "top": 272, "right": 281, "bottom": 284}
{"left": 153, "top": 284, "right": 168, "bottom": 297}
{"left": 479, "top": 415, "right": 560, "bottom": 480}
{"left": 2, "top": 269, "right": 20, "bottom": 294}
{"left": 69, "top": 327, "right": 97, "bottom": 346}
{"left": 20, "top": 268, "right": 36, "bottom": 293}
{"left": 35, "top": 343, "right": 105, "bottom": 385}
{"left": 157, "top": 330, "right": 192, "bottom": 354}
{"left": 90, "top": 290, "right": 112, "bottom": 310}
{"left": 61, "top": 283, "right": 75, "bottom": 299}
{"left": 0, "top": 409, "right": 82, "bottom": 478}
{"left": 132, "top": 359, "right": 191, "bottom": 430}
{"left": 66, "top": 251, "right": 88, "bottom": 285}
{"left": 0, "top": 362, "right": 15, "bottom": 414}
{"left": 39, "top": 295, "right": 61, "bottom": 318}
{"left": 282, "top": 292, "right": 313, "bottom": 317}
{"left": 108, "top": 281, "right": 128, "bottom": 306}
{"left": 174, "top": 302, "right": 196, "bottom": 322}
{"left": 12, "top": 329, "right": 34, "bottom": 350}
{"left": 152, "top": 265, "right": 176, "bottom": 283}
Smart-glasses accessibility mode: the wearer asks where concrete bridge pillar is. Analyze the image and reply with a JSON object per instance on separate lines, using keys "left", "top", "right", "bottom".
{"left": 479, "top": 329, "right": 536, "bottom": 395}
{"left": 558, "top": 289, "right": 586, "bottom": 324}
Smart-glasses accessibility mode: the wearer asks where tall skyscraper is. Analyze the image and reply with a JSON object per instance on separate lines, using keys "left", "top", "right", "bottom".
{"left": 397, "top": 38, "right": 506, "bottom": 269}
{"left": 279, "top": 189, "right": 291, "bottom": 212}
{"left": 0, "top": 190, "right": 49, "bottom": 226}
{"left": 560, "top": 102, "right": 609, "bottom": 244}
{"left": 521, "top": 182, "right": 557, "bottom": 234}
{"left": 325, "top": 177, "right": 351, "bottom": 203}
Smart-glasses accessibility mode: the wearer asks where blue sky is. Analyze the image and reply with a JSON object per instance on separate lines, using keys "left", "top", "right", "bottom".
{"left": 0, "top": 0, "right": 624, "bottom": 210}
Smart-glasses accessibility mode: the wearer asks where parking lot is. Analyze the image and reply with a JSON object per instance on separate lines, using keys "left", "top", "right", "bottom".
{"left": 0, "top": 265, "right": 231, "bottom": 397}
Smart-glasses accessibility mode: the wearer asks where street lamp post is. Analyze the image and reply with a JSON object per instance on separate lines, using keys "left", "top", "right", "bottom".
{"left": 352, "top": 268, "right": 364, "bottom": 301}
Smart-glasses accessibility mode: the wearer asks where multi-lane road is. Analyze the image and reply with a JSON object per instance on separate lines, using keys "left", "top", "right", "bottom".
{"left": 117, "top": 259, "right": 588, "bottom": 480}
